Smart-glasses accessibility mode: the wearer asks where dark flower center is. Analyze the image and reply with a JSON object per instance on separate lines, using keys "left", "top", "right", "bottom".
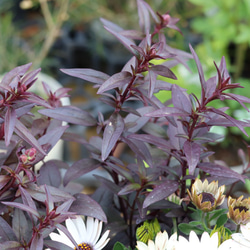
{"left": 201, "top": 192, "right": 215, "bottom": 206}
{"left": 234, "top": 206, "right": 248, "bottom": 213}
{"left": 75, "top": 243, "right": 92, "bottom": 250}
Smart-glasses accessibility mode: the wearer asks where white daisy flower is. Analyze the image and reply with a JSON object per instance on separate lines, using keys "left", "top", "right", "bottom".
{"left": 176, "top": 231, "right": 234, "bottom": 250}
{"left": 49, "top": 215, "right": 110, "bottom": 250}
{"left": 136, "top": 230, "right": 177, "bottom": 250}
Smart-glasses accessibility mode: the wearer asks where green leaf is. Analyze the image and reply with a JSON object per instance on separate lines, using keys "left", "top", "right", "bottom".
{"left": 209, "top": 208, "right": 227, "bottom": 222}
{"left": 178, "top": 223, "right": 204, "bottom": 235}
{"left": 113, "top": 242, "right": 131, "bottom": 250}
{"left": 216, "top": 214, "right": 228, "bottom": 228}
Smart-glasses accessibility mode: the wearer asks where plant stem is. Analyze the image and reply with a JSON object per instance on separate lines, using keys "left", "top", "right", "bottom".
{"left": 201, "top": 211, "right": 210, "bottom": 232}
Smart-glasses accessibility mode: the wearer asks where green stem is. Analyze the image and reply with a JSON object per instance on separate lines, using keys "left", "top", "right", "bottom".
{"left": 201, "top": 212, "right": 209, "bottom": 232}
{"left": 172, "top": 217, "right": 177, "bottom": 234}
{"left": 236, "top": 224, "right": 241, "bottom": 233}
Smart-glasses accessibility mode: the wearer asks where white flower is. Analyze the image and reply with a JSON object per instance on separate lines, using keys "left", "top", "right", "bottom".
{"left": 136, "top": 231, "right": 177, "bottom": 250}
{"left": 231, "top": 222, "right": 250, "bottom": 249}
{"left": 176, "top": 231, "right": 235, "bottom": 250}
{"left": 49, "top": 215, "right": 110, "bottom": 250}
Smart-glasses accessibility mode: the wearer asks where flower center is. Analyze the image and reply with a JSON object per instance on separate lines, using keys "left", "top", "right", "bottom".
{"left": 75, "top": 243, "right": 92, "bottom": 250}
{"left": 201, "top": 192, "right": 215, "bottom": 206}
{"left": 234, "top": 206, "right": 248, "bottom": 213}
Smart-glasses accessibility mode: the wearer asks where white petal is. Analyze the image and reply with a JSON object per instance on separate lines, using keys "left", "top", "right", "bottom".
{"left": 89, "top": 218, "right": 101, "bottom": 244}
{"left": 66, "top": 217, "right": 82, "bottom": 244}
{"left": 93, "top": 230, "right": 110, "bottom": 250}
{"left": 92, "top": 220, "right": 103, "bottom": 246}
{"left": 136, "top": 241, "right": 149, "bottom": 250}
{"left": 73, "top": 216, "right": 88, "bottom": 243}
{"left": 85, "top": 217, "right": 95, "bottom": 242}
{"left": 49, "top": 230, "right": 74, "bottom": 248}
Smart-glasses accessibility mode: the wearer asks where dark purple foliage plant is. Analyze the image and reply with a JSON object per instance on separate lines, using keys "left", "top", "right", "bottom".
{"left": 0, "top": 0, "right": 250, "bottom": 249}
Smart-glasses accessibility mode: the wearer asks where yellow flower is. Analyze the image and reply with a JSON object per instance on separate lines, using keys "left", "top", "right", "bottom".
{"left": 227, "top": 196, "right": 250, "bottom": 225}
{"left": 187, "top": 179, "right": 225, "bottom": 212}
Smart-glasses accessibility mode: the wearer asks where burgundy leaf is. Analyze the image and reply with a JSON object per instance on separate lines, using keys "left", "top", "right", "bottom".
{"left": 4, "top": 107, "right": 16, "bottom": 146}
{"left": 97, "top": 71, "right": 132, "bottom": 94}
{"left": 0, "top": 175, "right": 11, "bottom": 189}
{"left": 60, "top": 68, "right": 110, "bottom": 85}
{"left": 143, "top": 180, "right": 179, "bottom": 208}
{"left": 19, "top": 186, "right": 38, "bottom": 223}
{"left": 69, "top": 193, "right": 107, "bottom": 222}
{"left": 63, "top": 158, "right": 101, "bottom": 186}
{"left": 30, "top": 233, "right": 43, "bottom": 250}
{"left": 0, "top": 216, "right": 17, "bottom": 242}
{"left": 198, "top": 162, "right": 246, "bottom": 183}
{"left": 0, "top": 63, "right": 32, "bottom": 91}
{"left": 172, "top": 84, "right": 192, "bottom": 113}
{"left": 137, "top": 0, "right": 151, "bottom": 34}
{"left": 122, "top": 136, "right": 153, "bottom": 168}
{"left": 183, "top": 140, "right": 201, "bottom": 174}
{"left": 148, "top": 70, "right": 157, "bottom": 98}
{"left": 38, "top": 125, "right": 68, "bottom": 152}
{"left": 103, "top": 26, "right": 137, "bottom": 54}
{"left": 208, "top": 107, "right": 248, "bottom": 136}
{"left": 144, "top": 106, "right": 190, "bottom": 118}
{"left": 14, "top": 119, "right": 46, "bottom": 155}
{"left": 2, "top": 201, "right": 40, "bottom": 218}
{"left": 189, "top": 44, "right": 206, "bottom": 102}
{"left": 39, "top": 106, "right": 96, "bottom": 126}
{"left": 100, "top": 18, "right": 124, "bottom": 33}
{"left": 102, "top": 113, "right": 124, "bottom": 161}
{"left": 37, "top": 160, "right": 62, "bottom": 187}
{"left": 93, "top": 175, "right": 121, "bottom": 195}
{"left": 0, "top": 241, "right": 22, "bottom": 250}
{"left": 27, "top": 184, "right": 74, "bottom": 202}
{"left": 149, "top": 65, "right": 177, "bottom": 80}
{"left": 118, "top": 183, "right": 141, "bottom": 195}
{"left": 128, "top": 134, "right": 172, "bottom": 152}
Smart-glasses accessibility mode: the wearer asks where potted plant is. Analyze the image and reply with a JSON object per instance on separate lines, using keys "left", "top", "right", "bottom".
{"left": 0, "top": 1, "right": 250, "bottom": 249}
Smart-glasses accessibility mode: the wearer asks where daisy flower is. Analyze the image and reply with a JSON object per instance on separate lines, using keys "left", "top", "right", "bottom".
{"left": 187, "top": 179, "right": 225, "bottom": 212}
{"left": 227, "top": 196, "right": 250, "bottom": 225}
{"left": 49, "top": 215, "right": 110, "bottom": 250}
{"left": 136, "top": 230, "right": 177, "bottom": 250}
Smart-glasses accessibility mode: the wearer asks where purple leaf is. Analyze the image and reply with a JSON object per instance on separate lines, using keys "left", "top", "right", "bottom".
{"left": 37, "top": 160, "right": 63, "bottom": 187}
{"left": 2, "top": 201, "right": 40, "bottom": 218}
{"left": 0, "top": 216, "right": 17, "bottom": 242}
{"left": 103, "top": 26, "right": 137, "bottom": 54}
{"left": 14, "top": 119, "right": 46, "bottom": 155}
{"left": 4, "top": 108, "right": 16, "bottom": 146}
{"left": 69, "top": 193, "right": 107, "bottom": 222}
{"left": 137, "top": 0, "right": 151, "bottom": 34}
{"left": 0, "top": 241, "right": 22, "bottom": 250}
{"left": 198, "top": 162, "right": 246, "bottom": 183}
{"left": 30, "top": 233, "right": 43, "bottom": 250}
{"left": 118, "top": 183, "right": 141, "bottom": 195}
{"left": 0, "top": 175, "right": 11, "bottom": 189}
{"left": 97, "top": 71, "right": 132, "bottom": 94}
{"left": 63, "top": 158, "right": 101, "bottom": 186}
{"left": 122, "top": 136, "right": 153, "bottom": 168}
{"left": 128, "top": 134, "right": 172, "bottom": 152}
{"left": 102, "top": 113, "right": 124, "bottom": 161}
{"left": 143, "top": 180, "right": 179, "bottom": 208}
{"left": 19, "top": 186, "right": 38, "bottom": 223}
{"left": 0, "top": 63, "right": 32, "bottom": 91}
{"left": 60, "top": 68, "right": 110, "bottom": 85}
{"left": 144, "top": 106, "right": 190, "bottom": 118}
{"left": 183, "top": 141, "right": 201, "bottom": 174}
{"left": 172, "top": 84, "right": 192, "bottom": 113}
{"left": 150, "top": 65, "right": 177, "bottom": 79}
{"left": 148, "top": 70, "right": 157, "bottom": 98}
{"left": 189, "top": 44, "right": 206, "bottom": 102}
{"left": 208, "top": 107, "right": 248, "bottom": 136}
{"left": 39, "top": 106, "right": 96, "bottom": 126}
{"left": 38, "top": 125, "right": 68, "bottom": 152}
{"left": 27, "top": 184, "right": 74, "bottom": 203}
